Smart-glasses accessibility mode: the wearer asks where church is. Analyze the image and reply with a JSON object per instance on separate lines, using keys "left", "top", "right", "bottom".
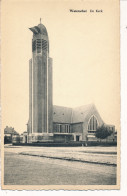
{"left": 27, "top": 21, "right": 115, "bottom": 144}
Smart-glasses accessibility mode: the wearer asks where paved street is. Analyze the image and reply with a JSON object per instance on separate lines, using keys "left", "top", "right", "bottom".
{"left": 4, "top": 146, "right": 116, "bottom": 185}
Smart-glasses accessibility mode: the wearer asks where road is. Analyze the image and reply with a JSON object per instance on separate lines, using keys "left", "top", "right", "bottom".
{"left": 4, "top": 151, "right": 116, "bottom": 185}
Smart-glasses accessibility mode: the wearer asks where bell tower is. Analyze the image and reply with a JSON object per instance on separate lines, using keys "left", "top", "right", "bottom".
{"left": 28, "top": 20, "right": 53, "bottom": 142}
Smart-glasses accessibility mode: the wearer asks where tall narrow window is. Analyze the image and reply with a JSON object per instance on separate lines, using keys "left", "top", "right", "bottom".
{"left": 88, "top": 116, "right": 98, "bottom": 131}
{"left": 59, "top": 124, "right": 62, "bottom": 133}
{"left": 68, "top": 125, "right": 70, "bottom": 133}
{"left": 56, "top": 124, "right": 59, "bottom": 132}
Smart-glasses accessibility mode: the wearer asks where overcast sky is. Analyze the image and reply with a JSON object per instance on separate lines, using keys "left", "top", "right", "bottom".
{"left": 2, "top": 0, "right": 120, "bottom": 134}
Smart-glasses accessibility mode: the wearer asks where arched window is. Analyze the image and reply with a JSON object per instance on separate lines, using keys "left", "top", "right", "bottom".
{"left": 88, "top": 116, "right": 98, "bottom": 131}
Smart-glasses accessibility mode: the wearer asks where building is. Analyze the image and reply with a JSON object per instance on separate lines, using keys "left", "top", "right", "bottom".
{"left": 4, "top": 126, "right": 19, "bottom": 144}
{"left": 28, "top": 20, "right": 53, "bottom": 143}
{"left": 27, "top": 21, "right": 115, "bottom": 144}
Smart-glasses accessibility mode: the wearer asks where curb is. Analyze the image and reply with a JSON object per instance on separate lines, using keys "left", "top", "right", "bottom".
{"left": 19, "top": 152, "right": 117, "bottom": 167}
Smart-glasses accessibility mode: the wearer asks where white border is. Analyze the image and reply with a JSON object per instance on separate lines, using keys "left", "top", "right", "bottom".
{"left": 1, "top": 0, "right": 127, "bottom": 195}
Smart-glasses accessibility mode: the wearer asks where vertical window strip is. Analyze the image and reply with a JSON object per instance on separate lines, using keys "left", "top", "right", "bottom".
{"left": 56, "top": 124, "right": 59, "bottom": 133}
{"left": 90, "top": 119, "right": 91, "bottom": 130}
{"left": 94, "top": 118, "right": 96, "bottom": 130}
{"left": 68, "top": 125, "right": 70, "bottom": 133}
{"left": 96, "top": 119, "right": 98, "bottom": 130}
{"left": 91, "top": 118, "right": 93, "bottom": 130}
{"left": 93, "top": 116, "right": 94, "bottom": 130}
{"left": 59, "top": 124, "right": 61, "bottom": 133}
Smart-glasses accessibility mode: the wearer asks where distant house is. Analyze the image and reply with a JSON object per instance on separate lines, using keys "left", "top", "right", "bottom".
{"left": 20, "top": 131, "right": 28, "bottom": 143}
{"left": 4, "top": 126, "right": 19, "bottom": 144}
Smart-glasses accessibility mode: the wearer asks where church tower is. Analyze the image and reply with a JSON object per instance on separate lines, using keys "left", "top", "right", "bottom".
{"left": 28, "top": 20, "right": 53, "bottom": 142}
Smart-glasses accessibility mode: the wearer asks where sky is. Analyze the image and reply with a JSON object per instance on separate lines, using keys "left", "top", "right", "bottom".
{"left": 1, "top": 0, "right": 120, "bottom": 134}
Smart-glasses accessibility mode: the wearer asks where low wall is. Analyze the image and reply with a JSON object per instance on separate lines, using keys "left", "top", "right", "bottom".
{"left": 12, "top": 141, "right": 117, "bottom": 147}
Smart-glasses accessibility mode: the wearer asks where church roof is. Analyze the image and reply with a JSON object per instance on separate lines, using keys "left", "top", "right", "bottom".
{"left": 72, "top": 104, "right": 94, "bottom": 123}
{"left": 53, "top": 105, "right": 72, "bottom": 123}
{"left": 53, "top": 103, "right": 104, "bottom": 124}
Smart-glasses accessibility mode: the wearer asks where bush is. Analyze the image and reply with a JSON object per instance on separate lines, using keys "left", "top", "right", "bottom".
{"left": 95, "top": 125, "right": 113, "bottom": 140}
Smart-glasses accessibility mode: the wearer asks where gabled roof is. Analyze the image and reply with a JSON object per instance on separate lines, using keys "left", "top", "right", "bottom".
{"left": 72, "top": 104, "right": 94, "bottom": 123}
{"left": 53, "top": 103, "right": 104, "bottom": 124}
{"left": 4, "top": 126, "right": 19, "bottom": 135}
{"left": 53, "top": 105, "right": 72, "bottom": 123}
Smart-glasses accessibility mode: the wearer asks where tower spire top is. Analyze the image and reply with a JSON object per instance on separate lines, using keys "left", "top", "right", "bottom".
{"left": 40, "top": 18, "right": 42, "bottom": 24}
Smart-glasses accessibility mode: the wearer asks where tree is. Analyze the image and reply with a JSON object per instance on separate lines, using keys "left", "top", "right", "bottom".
{"left": 95, "top": 125, "right": 113, "bottom": 141}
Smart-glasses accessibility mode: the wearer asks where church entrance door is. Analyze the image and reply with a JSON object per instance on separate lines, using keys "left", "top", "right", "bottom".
{"left": 76, "top": 136, "right": 79, "bottom": 141}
